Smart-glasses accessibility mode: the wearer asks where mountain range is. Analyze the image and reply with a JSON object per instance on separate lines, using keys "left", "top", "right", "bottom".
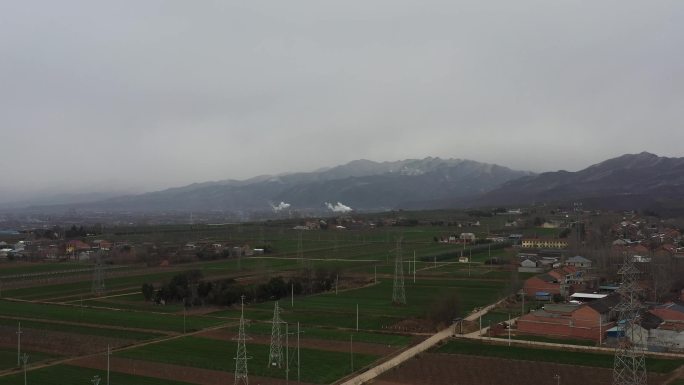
{"left": 6, "top": 152, "right": 684, "bottom": 215}
{"left": 471, "top": 152, "right": 684, "bottom": 213}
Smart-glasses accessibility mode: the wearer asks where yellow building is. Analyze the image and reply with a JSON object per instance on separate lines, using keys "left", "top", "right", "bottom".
{"left": 521, "top": 238, "right": 568, "bottom": 249}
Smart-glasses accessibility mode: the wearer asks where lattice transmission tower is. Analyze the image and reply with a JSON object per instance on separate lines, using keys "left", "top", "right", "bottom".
{"left": 234, "top": 295, "right": 251, "bottom": 385}
{"left": 91, "top": 251, "right": 105, "bottom": 296}
{"left": 392, "top": 238, "right": 406, "bottom": 305}
{"left": 613, "top": 254, "right": 647, "bottom": 385}
{"left": 268, "top": 301, "right": 284, "bottom": 368}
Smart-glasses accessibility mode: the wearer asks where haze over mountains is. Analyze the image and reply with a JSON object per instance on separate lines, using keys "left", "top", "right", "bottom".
{"left": 5, "top": 152, "right": 684, "bottom": 215}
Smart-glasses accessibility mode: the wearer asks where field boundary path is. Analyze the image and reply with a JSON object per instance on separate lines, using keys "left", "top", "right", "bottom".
{"left": 463, "top": 334, "right": 684, "bottom": 359}
{"left": 335, "top": 298, "right": 506, "bottom": 385}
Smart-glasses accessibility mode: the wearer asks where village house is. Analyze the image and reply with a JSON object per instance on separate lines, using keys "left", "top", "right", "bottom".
{"left": 518, "top": 257, "right": 543, "bottom": 273}
{"left": 565, "top": 255, "right": 592, "bottom": 269}
{"left": 517, "top": 294, "right": 620, "bottom": 342}
{"left": 522, "top": 266, "right": 584, "bottom": 298}
{"left": 65, "top": 240, "right": 91, "bottom": 259}
{"left": 459, "top": 233, "right": 476, "bottom": 244}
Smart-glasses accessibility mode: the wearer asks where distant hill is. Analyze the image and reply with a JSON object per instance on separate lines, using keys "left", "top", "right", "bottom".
{"left": 10, "top": 152, "right": 684, "bottom": 216}
{"left": 472, "top": 152, "right": 684, "bottom": 213}
{"left": 17, "top": 157, "right": 533, "bottom": 213}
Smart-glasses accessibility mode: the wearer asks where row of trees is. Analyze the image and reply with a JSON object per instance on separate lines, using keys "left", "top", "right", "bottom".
{"left": 142, "top": 267, "right": 341, "bottom": 307}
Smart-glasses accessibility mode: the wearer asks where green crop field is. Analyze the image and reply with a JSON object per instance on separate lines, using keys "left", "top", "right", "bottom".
{"left": 0, "top": 218, "right": 529, "bottom": 385}
{"left": 227, "top": 322, "right": 413, "bottom": 346}
{"left": 436, "top": 340, "right": 684, "bottom": 374}
{"left": 0, "top": 300, "right": 224, "bottom": 333}
{"left": 0, "top": 364, "right": 196, "bottom": 385}
{"left": 117, "top": 335, "right": 378, "bottom": 384}
{"left": 0, "top": 317, "right": 163, "bottom": 340}
{"left": 0, "top": 262, "right": 92, "bottom": 276}
{"left": 211, "top": 277, "right": 506, "bottom": 331}
{"left": 0, "top": 349, "right": 58, "bottom": 371}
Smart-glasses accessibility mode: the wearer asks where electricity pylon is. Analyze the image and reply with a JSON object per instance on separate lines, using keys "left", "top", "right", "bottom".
{"left": 268, "top": 301, "right": 284, "bottom": 368}
{"left": 91, "top": 251, "right": 105, "bottom": 296}
{"left": 234, "top": 295, "right": 251, "bottom": 385}
{"left": 392, "top": 239, "right": 406, "bottom": 305}
{"left": 612, "top": 254, "right": 647, "bottom": 385}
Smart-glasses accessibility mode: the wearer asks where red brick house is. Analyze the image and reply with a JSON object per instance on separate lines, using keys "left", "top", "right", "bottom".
{"left": 523, "top": 274, "right": 562, "bottom": 297}
{"left": 523, "top": 266, "right": 584, "bottom": 298}
{"left": 517, "top": 294, "right": 619, "bottom": 341}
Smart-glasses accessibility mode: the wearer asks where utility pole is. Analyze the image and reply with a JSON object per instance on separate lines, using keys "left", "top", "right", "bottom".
{"left": 17, "top": 322, "right": 22, "bottom": 367}
{"left": 285, "top": 323, "right": 289, "bottom": 385}
{"left": 92, "top": 251, "right": 105, "bottom": 296}
{"left": 350, "top": 334, "right": 354, "bottom": 372}
{"left": 21, "top": 353, "right": 28, "bottom": 385}
{"left": 508, "top": 313, "right": 511, "bottom": 346}
{"left": 413, "top": 251, "right": 416, "bottom": 283}
{"left": 554, "top": 374, "right": 561, "bottom": 385}
{"left": 106, "top": 345, "right": 111, "bottom": 385}
{"left": 297, "top": 231, "right": 303, "bottom": 264}
{"left": 297, "top": 322, "right": 300, "bottom": 384}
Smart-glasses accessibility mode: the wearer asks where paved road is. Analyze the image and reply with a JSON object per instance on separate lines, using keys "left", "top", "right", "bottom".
{"left": 336, "top": 298, "right": 507, "bottom": 385}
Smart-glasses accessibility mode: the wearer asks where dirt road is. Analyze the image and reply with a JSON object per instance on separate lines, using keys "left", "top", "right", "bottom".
{"left": 335, "top": 298, "right": 507, "bottom": 385}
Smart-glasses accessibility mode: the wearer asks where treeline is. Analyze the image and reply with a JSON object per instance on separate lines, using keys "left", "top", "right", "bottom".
{"left": 142, "top": 267, "right": 341, "bottom": 307}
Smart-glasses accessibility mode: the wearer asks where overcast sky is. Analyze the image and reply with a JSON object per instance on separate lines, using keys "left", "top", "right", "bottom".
{"left": 1, "top": 1, "right": 683, "bottom": 203}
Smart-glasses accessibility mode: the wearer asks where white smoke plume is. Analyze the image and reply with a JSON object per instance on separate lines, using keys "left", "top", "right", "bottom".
{"left": 270, "top": 201, "right": 291, "bottom": 212}
{"left": 325, "top": 202, "right": 353, "bottom": 213}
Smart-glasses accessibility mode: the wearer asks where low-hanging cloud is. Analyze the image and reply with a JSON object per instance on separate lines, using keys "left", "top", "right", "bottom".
{"left": 270, "top": 201, "right": 291, "bottom": 212}
{"left": 325, "top": 202, "right": 353, "bottom": 213}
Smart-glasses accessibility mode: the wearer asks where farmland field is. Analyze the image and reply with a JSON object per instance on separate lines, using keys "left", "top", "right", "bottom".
{"left": 436, "top": 339, "right": 684, "bottom": 373}
{"left": 0, "top": 364, "right": 197, "bottom": 385}
{"left": 0, "top": 221, "right": 522, "bottom": 385}
{"left": 116, "top": 335, "right": 379, "bottom": 384}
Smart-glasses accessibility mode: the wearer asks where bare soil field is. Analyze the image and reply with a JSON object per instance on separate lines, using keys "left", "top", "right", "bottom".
{"left": 199, "top": 329, "right": 397, "bottom": 356}
{"left": 374, "top": 353, "right": 670, "bottom": 385}
{"left": 71, "top": 356, "right": 316, "bottom": 385}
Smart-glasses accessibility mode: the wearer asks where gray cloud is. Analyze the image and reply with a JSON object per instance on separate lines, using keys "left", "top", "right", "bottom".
{"left": 1, "top": 1, "right": 683, "bottom": 203}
